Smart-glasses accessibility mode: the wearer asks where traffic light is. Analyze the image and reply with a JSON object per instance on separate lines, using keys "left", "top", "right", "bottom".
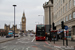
{"left": 52, "top": 22, "right": 56, "bottom": 30}
{"left": 54, "top": 27, "right": 56, "bottom": 30}
{"left": 53, "top": 22, "right": 54, "bottom": 29}
{"left": 54, "top": 36, "right": 56, "bottom": 38}
{"left": 61, "top": 21, "right": 65, "bottom": 29}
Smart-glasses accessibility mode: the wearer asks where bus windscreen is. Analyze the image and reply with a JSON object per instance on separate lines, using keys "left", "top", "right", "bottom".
{"left": 36, "top": 25, "right": 45, "bottom": 36}
{"left": 36, "top": 32, "right": 45, "bottom": 36}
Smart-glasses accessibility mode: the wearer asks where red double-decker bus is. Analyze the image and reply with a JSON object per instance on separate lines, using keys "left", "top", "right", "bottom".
{"left": 35, "top": 24, "right": 46, "bottom": 41}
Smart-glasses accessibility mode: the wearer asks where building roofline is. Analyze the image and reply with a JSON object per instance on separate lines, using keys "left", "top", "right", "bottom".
{"left": 50, "top": 0, "right": 53, "bottom": 4}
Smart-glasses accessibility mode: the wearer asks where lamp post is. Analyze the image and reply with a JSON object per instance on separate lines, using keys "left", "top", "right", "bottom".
{"left": 49, "top": 6, "right": 51, "bottom": 42}
{"left": 38, "top": 15, "right": 44, "bottom": 24}
{"left": 13, "top": 5, "right": 17, "bottom": 38}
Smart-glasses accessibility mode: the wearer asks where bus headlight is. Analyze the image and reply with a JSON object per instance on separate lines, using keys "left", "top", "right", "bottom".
{"left": 44, "top": 37, "right": 45, "bottom": 38}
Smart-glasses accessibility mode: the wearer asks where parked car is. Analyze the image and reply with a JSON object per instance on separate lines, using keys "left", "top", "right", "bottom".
{"left": 14, "top": 34, "right": 19, "bottom": 37}
{"left": 30, "top": 33, "right": 34, "bottom": 37}
{"left": 6, "top": 34, "right": 13, "bottom": 38}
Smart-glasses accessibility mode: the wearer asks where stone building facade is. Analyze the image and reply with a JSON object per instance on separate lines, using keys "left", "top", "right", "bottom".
{"left": 43, "top": 0, "right": 53, "bottom": 25}
{"left": 4, "top": 24, "right": 20, "bottom": 34}
{"left": 4, "top": 24, "right": 10, "bottom": 32}
{"left": 53, "top": 0, "right": 75, "bottom": 40}
{"left": 43, "top": 0, "right": 53, "bottom": 31}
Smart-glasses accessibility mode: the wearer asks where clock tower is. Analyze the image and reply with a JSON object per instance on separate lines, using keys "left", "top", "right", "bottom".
{"left": 22, "top": 12, "right": 26, "bottom": 33}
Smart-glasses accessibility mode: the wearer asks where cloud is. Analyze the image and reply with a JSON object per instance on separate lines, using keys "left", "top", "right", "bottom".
{"left": 0, "top": 0, "right": 48, "bottom": 31}
{"left": 0, "top": 0, "right": 4, "bottom": 4}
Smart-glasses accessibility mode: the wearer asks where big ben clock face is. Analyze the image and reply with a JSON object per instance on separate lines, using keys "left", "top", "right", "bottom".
{"left": 23, "top": 19, "right": 24, "bottom": 21}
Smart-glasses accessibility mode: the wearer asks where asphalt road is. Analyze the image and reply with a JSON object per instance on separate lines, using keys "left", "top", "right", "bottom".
{"left": 0, "top": 34, "right": 56, "bottom": 50}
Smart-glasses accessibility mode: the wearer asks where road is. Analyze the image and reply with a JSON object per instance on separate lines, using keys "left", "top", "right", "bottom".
{"left": 0, "top": 34, "right": 56, "bottom": 50}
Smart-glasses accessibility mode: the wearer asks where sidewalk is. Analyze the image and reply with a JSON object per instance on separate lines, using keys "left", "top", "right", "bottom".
{"left": 0, "top": 36, "right": 13, "bottom": 40}
{"left": 0, "top": 36, "right": 23, "bottom": 43}
{"left": 47, "top": 40, "right": 75, "bottom": 50}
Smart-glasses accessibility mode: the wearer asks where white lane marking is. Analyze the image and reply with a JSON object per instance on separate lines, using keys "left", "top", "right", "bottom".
{"left": 21, "top": 38, "right": 30, "bottom": 40}
{"left": 18, "top": 41, "right": 29, "bottom": 43}
{"left": 14, "top": 49, "right": 18, "bottom": 50}
{"left": 16, "top": 42, "right": 18, "bottom": 44}
{"left": 14, "top": 49, "right": 16, "bottom": 50}
{"left": 54, "top": 46, "right": 61, "bottom": 48}
{"left": 22, "top": 48, "right": 24, "bottom": 50}
{"left": 28, "top": 39, "right": 30, "bottom": 40}
{"left": 21, "top": 42, "right": 29, "bottom": 43}
{"left": 26, "top": 47, "right": 30, "bottom": 50}
{"left": 31, "top": 37, "right": 35, "bottom": 42}
{"left": 3, "top": 46, "right": 7, "bottom": 48}
{"left": 17, "top": 39, "right": 20, "bottom": 40}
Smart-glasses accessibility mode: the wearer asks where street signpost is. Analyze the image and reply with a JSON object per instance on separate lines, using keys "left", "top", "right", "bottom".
{"left": 61, "top": 21, "right": 65, "bottom": 46}
{"left": 65, "top": 26, "right": 68, "bottom": 46}
{"left": 65, "top": 26, "right": 68, "bottom": 30}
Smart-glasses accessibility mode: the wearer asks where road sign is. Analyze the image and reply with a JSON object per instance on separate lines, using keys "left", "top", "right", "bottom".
{"left": 65, "top": 26, "right": 68, "bottom": 30}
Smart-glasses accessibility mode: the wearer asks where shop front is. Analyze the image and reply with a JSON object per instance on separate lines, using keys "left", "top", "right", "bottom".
{"left": 71, "top": 26, "right": 75, "bottom": 41}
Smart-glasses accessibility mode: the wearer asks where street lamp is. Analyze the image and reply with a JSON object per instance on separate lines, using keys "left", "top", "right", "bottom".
{"left": 13, "top": 5, "right": 17, "bottom": 38}
{"left": 38, "top": 15, "right": 44, "bottom": 24}
{"left": 49, "top": 6, "right": 51, "bottom": 42}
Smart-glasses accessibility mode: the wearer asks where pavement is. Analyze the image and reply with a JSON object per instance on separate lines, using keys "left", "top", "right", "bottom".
{"left": 0, "top": 36, "right": 23, "bottom": 43}
{"left": 47, "top": 39, "right": 75, "bottom": 50}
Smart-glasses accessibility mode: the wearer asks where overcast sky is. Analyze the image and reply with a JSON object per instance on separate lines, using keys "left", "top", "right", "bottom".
{"left": 0, "top": 0, "right": 49, "bottom": 31}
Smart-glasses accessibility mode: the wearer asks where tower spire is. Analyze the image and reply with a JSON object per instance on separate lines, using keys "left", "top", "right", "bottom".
{"left": 23, "top": 11, "right": 25, "bottom": 17}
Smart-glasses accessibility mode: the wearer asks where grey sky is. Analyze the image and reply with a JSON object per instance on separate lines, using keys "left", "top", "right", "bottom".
{"left": 0, "top": 0, "right": 48, "bottom": 31}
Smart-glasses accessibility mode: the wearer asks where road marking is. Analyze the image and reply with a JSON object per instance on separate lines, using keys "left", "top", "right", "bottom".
{"left": 18, "top": 41, "right": 29, "bottom": 43}
{"left": 54, "top": 46, "right": 61, "bottom": 48}
{"left": 3, "top": 46, "right": 7, "bottom": 48}
{"left": 28, "top": 39, "right": 30, "bottom": 40}
{"left": 45, "top": 41, "right": 51, "bottom": 46}
{"left": 14, "top": 49, "right": 16, "bottom": 50}
{"left": 36, "top": 47, "right": 38, "bottom": 50}
{"left": 31, "top": 37, "right": 35, "bottom": 42}
{"left": 16, "top": 41, "right": 29, "bottom": 44}
{"left": 17, "top": 39, "right": 20, "bottom": 40}
{"left": 14, "top": 49, "right": 18, "bottom": 50}
{"left": 43, "top": 45, "right": 52, "bottom": 49}
{"left": 22, "top": 48, "right": 24, "bottom": 50}
{"left": 35, "top": 43, "right": 39, "bottom": 45}
{"left": 23, "top": 42, "right": 29, "bottom": 43}
{"left": 45, "top": 41, "right": 48, "bottom": 44}
{"left": 16, "top": 42, "right": 18, "bottom": 44}
{"left": 26, "top": 47, "right": 30, "bottom": 50}
{"left": 32, "top": 46, "right": 38, "bottom": 48}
